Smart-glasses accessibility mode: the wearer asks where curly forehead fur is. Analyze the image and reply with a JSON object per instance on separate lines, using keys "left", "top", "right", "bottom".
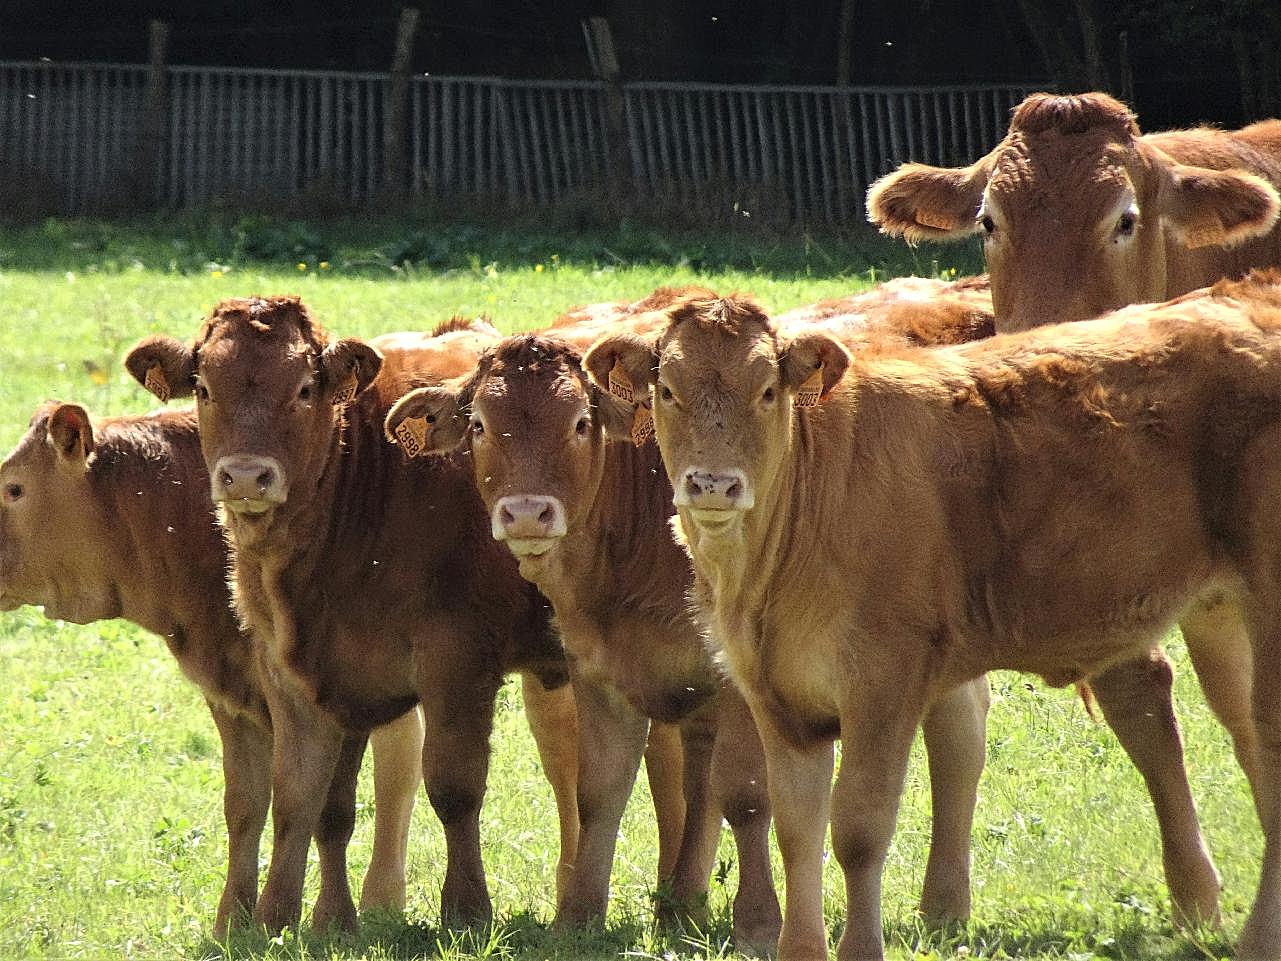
{"left": 1009, "top": 92, "right": 1140, "bottom": 140}
{"left": 196, "top": 295, "right": 330, "bottom": 353}
{"left": 466, "top": 334, "right": 592, "bottom": 408}
{"left": 662, "top": 294, "right": 774, "bottom": 341}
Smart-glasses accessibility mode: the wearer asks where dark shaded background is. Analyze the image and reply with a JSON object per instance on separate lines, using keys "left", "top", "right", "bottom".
{"left": 2, "top": 1, "right": 1278, "bottom": 129}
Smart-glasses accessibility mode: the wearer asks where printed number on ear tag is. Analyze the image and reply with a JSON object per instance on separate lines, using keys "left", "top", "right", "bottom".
{"left": 145, "top": 364, "right": 171, "bottom": 404}
{"left": 795, "top": 365, "right": 823, "bottom": 409}
{"left": 631, "top": 404, "right": 654, "bottom": 447}
{"left": 608, "top": 360, "right": 635, "bottom": 405}
{"left": 332, "top": 373, "right": 358, "bottom": 407}
{"left": 394, "top": 416, "right": 429, "bottom": 458}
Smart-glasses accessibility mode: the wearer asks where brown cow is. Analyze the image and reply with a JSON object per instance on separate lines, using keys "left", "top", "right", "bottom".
{"left": 866, "top": 91, "right": 1281, "bottom": 332}
{"left": 585, "top": 281, "right": 1281, "bottom": 960}
{"left": 123, "top": 301, "right": 578, "bottom": 934}
{"left": 0, "top": 400, "right": 423, "bottom": 934}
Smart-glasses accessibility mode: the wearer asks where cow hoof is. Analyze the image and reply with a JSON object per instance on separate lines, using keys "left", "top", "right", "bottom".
{"left": 733, "top": 901, "right": 782, "bottom": 957}
{"left": 311, "top": 895, "right": 359, "bottom": 934}
{"left": 253, "top": 897, "right": 302, "bottom": 938}
{"left": 1237, "top": 911, "right": 1281, "bottom": 961}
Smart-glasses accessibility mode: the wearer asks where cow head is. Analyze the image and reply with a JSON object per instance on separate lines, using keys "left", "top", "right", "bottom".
{"left": 0, "top": 402, "right": 120, "bottom": 622}
{"left": 125, "top": 296, "right": 381, "bottom": 548}
{"left": 867, "top": 91, "right": 1281, "bottom": 331}
{"left": 385, "top": 335, "right": 633, "bottom": 575}
{"left": 585, "top": 295, "right": 849, "bottom": 545}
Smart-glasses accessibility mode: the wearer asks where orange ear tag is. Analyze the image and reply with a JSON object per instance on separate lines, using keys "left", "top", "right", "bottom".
{"left": 631, "top": 403, "right": 654, "bottom": 447}
{"left": 608, "top": 359, "right": 635, "bottom": 404}
{"left": 794, "top": 365, "right": 823, "bottom": 409}
{"left": 332, "top": 373, "right": 358, "bottom": 406}
{"left": 394, "top": 415, "right": 429, "bottom": 458}
{"left": 145, "top": 364, "right": 171, "bottom": 403}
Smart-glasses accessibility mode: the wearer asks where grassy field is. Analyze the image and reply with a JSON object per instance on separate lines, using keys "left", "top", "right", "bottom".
{"left": 0, "top": 215, "right": 1255, "bottom": 960}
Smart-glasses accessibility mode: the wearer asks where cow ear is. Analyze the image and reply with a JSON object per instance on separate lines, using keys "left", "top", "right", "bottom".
{"left": 582, "top": 334, "right": 659, "bottom": 442}
{"left": 319, "top": 339, "right": 383, "bottom": 406}
{"left": 46, "top": 403, "right": 94, "bottom": 463}
{"left": 866, "top": 159, "right": 992, "bottom": 242}
{"left": 384, "top": 384, "right": 469, "bottom": 457}
{"left": 124, "top": 335, "right": 195, "bottom": 403}
{"left": 1160, "top": 162, "right": 1281, "bottom": 249}
{"left": 780, "top": 331, "right": 851, "bottom": 407}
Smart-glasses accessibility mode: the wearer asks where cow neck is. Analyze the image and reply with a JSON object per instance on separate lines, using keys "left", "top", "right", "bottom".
{"left": 530, "top": 438, "right": 687, "bottom": 628}
{"left": 92, "top": 416, "right": 246, "bottom": 671}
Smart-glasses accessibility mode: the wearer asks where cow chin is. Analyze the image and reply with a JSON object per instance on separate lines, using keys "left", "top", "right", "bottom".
{"left": 505, "top": 537, "right": 560, "bottom": 560}
{"left": 685, "top": 506, "right": 746, "bottom": 537}
{"left": 217, "top": 498, "right": 281, "bottom": 545}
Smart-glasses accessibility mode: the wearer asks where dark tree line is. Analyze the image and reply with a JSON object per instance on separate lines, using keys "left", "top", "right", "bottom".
{"left": 2, "top": 0, "right": 1278, "bottom": 127}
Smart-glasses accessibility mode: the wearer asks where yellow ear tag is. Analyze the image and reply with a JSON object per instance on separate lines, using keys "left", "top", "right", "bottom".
{"left": 145, "top": 364, "right": 171, "bottom": 403}
{"left": 332, "top": 372, "right": 358, "bottom": 406}
{"left": 631, "top": 403, "right": 654, "bottom": 447}
{"left": 795, "top": 365, "right": 823, "bottom": 409}
{"left": 394, "top": 415, "right": 429, "bottom": 458}
{"left": 608, "top": 359, "right": 635, "bottom": 404}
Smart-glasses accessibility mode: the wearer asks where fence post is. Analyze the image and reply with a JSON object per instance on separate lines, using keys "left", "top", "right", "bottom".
{"left": 135, "top": 19, "right": 170, "bottom": 207}
{"left": 582, "top": 17, "right": 628, "bottom": 189}
{"left": 384, "top": 6, "right": 421, "bottom": 196}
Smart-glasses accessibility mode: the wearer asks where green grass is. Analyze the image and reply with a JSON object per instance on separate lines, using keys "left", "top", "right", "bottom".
{"left": 0, "top": 215, "right": 1254, "bottom": 960}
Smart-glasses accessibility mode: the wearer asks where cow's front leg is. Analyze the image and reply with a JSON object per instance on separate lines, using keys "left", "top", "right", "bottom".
{"left": 311, "top": 731, "right": 366, "bottom": 932}
{"left": 1090, "top": 646, "right": 1222, "bottom": 927}
{"left": 830, "top": 668, "right": 927, "bottom": 961}
{"left": 660, "top": 701, "right": 720, "bottom": 929}
{"left": 711, "top": 684, "right": 781, "bottom": 956}
{"left": 752, "top": 701, "right": 835, "bottom": 961}
{"left": 208, "top": 702, "right": 273, "bottom": 938}
{"left": 254, "top": 682, "right": 346, "bottom": 934}
{"left": 645, "top": 720, "right": 688, "bottom": 883}
{"left": 918, "top": 675, "right": 989, "bottom": 924}
{"left": 554, "top": 672, "right": 649, "bottom": 928}
{"left": 360, "top": 706, "right": 424, "bottom": 914}
{"left": 520, "top": 673, "right": 580, "bottom": 912}
{"left": 418, "top": 647, "right": 499, "bottom": 927}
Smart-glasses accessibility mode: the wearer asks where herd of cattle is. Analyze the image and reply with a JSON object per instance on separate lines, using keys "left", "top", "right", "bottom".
{"left": 5, "top": 90, "right": 1281, "bottom": 960}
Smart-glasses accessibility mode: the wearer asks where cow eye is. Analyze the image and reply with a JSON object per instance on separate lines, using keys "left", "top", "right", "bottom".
{"left": 298, "top": 384, "right": 313, "bottom": 402}
{"left": 659, "top": 385, "right": 674, "bottom": 403}
{"left": 194, "top": 383, "right": 210, "bottom": 402}
{"left": 979, "top": 215, "right": 996, "bottom": 235}
{"left": 761, "top": 386, "right": 776, "bottom": 404}
{"left": 1116, "top": 210, "right": 1137, "bottom": 238}
{"left": 471, "top": 419, "right": 485, "bottom": 437}
{"left": 575, "top": 417, "right": 589, "bottom": 436}
{"left": 3, "top": 482, "right": 23, "bottom": 503}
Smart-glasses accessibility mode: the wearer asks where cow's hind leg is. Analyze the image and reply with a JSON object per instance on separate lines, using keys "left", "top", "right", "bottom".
{"left": 520, "top": 673, "right": 580, "bottom": 913}
{"left": 208, "top": 703, "right": 272, "bottom": 938}
{"left": 918, "top": 676, "right": 989, "bottom": 925}
{"left": 417, "top": 645, "right": 499, "bottom": 927}
{"left": 711, "top": 685, "right": 781, "bottom": 957}
{"left": 360, "top": 706, "right": 424, "bottom": 914}
{"left": 311, "top": 732, "right": 367, "bottom": 932}
{"left": 1089, "top": 646, "right": 1222, "bottom": 926}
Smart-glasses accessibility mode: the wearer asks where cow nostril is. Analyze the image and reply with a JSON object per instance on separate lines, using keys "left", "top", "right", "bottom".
{"left": 219, "top": 470, "right": 234, "bottom": 488}
{"left": 538, "top": 505, "right": 554, "bottom": 526}
{"left": 255, "top": 470, "right": 274, "bottom": 493}
{"left": 725, "top": 479, "right": 741, "bottom": 500}
{"left": 685, "top": 474, "right": 703, "bottom": 496}
{"left": 500, "top": 507, "right": 515, "bottom": 526}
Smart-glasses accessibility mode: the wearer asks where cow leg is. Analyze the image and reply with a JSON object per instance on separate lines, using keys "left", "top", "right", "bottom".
{"left": 645, "top": 720, "right": 687, "bottom": 882}
{"left": 520, "top": 673, "right": 580, "bottom": 913}
{"left": 360, "top": 706, "right": 424, "bottom": 914}
{"left": 1182, "top": 596, "right": 1263, "bottom": 806}
{"left": 311, "top": 731, "right": 366, "bottom": 933}
{"left": 254, "top": 683, "right": 347, "bottom": 934}
{"left": 751, "top": 700, "right": 835, "bottom": 961}
{"left": 1237, "top": 596, "right": 1281, "bottom": 960}
{"left": 711, "top": 685, "right": 781, "bottom": 957}
{"left": 555, "top": 673, "right": 650, "bottom": 928}
{"left": 417, "top": 649, "right": 499, "bottom": 928}
{"left": 1089, "top": 646, "right": 1222, "bottom": 926}
{"left": 660, "top": 702, "right": 721, "bottom": 929}
{"left": 208, "top": 702, "right": 272, "bottom": 938}
{"left": 830, "top": 671, "right": 928, "bottom": 961}
{"left": 917, "top": 675, "right": 989, "bottom": 925}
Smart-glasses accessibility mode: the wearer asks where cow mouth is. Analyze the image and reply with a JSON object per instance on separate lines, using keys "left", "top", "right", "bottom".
{"left": 687, "top": 507, "right": 743, "bottom": 530}
{"left": 221, "top": 497, "right": 277, "bottom": 517}
{"left": 505, "top": 536, "right": 561, "bottom": 559}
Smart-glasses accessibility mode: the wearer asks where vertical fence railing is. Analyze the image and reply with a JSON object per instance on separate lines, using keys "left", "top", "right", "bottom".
{"left": 0, "top": 60, "right": 1048, "bottom": 221}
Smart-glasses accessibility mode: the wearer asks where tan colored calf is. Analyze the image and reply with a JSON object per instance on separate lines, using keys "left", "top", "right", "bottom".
{"left": 586, "top": 278, "right": 1281, "bottom": 960}
{"left": 867, "top": 92, "right": 1281, "bottom": 331}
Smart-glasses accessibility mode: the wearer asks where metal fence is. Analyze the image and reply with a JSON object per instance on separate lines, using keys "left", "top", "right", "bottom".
{"left": 0, "top": 60, "right": 1048, "bottom": 221}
